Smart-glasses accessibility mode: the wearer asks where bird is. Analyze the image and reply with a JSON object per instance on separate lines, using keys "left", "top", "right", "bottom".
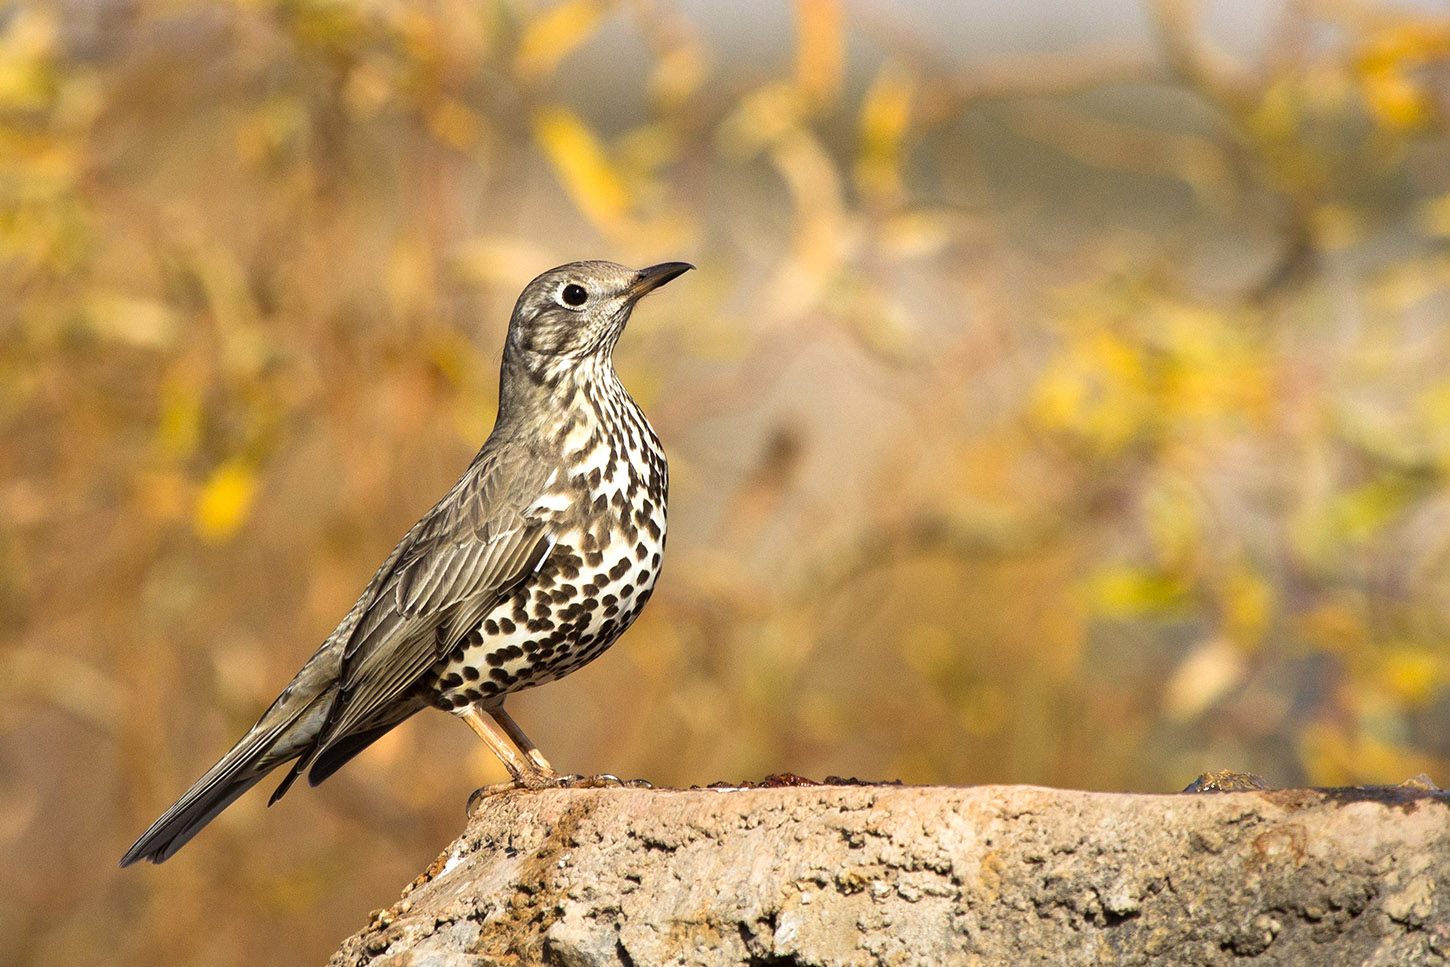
{"left": 121, "top": 259, "right": 692, "bottom": 866}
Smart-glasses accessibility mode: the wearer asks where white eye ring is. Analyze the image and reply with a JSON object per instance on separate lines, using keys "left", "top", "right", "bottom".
{"left": 559, "top": 282, "right": 588, "bottom": 309}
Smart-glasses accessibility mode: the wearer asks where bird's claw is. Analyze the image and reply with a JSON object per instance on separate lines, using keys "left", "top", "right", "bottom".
{"left": 467, "top": 773, "right": 654, "bottom": 813}
{"left": 466, "top": 781, "right": 518, "bottom": 817}
{"left": 555, "top": 773, "right": 653, "bottom": 789}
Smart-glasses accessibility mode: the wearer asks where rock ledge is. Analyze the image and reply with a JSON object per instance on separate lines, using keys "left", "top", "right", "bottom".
{"left": 329, "top": 783, "right": 1450, "bottom": 967}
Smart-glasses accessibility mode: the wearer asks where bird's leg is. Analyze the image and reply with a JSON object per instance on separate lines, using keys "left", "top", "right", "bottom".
{"left": 460, "top": 706, "right": 652, "bottom": 810}
{"left": 459, "top": 706, "right": 556, "bottom": 789}
{"left": 488, "top": 707, "right": 652, "bottom": 790}
{"left": 485, "top": 706, "right": 557, "bottom": 777}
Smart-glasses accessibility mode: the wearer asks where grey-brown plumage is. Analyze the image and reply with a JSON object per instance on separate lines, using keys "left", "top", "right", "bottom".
{"left": 121, "top": 260, "right": 691, "bottom": 866}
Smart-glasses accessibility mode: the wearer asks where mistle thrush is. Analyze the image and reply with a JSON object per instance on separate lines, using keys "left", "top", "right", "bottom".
{"left": 121, "top": 260, "right": 691, "bottom": 865}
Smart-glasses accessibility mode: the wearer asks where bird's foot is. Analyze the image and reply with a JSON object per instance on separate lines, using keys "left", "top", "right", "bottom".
{"left": 555, "top": 773, "right": 653, "bottom": 789}
{"left": 467, "top": 772, "right": 653, "bottom": 814}
{"left": 466, "top": 781, "right": 517, "bottom": 817}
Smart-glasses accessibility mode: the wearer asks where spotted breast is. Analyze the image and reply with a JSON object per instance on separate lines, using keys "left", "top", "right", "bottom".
{"left": 427, "top": 356, "right": 668, "bottom": 711}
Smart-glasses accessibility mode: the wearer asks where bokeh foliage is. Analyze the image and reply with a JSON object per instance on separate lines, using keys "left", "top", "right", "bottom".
{"left": 3, "top": 0, "right": 1449, "bottom": 963}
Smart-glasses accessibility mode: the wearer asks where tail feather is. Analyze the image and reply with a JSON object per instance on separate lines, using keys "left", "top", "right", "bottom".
{"left": 121, "top": 681, "right": 338, "bottom": 866}
{"left": 120, "top": 770, "right": 270, "bottom": 866}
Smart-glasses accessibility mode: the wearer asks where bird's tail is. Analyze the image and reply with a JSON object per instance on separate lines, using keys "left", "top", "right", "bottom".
{"left": 120, "top": 686, "right": 334, "bottom": 866}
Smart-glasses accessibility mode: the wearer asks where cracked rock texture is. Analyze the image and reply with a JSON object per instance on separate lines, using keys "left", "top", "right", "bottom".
{"left": 329, "top": 784, "right": 1450, "bottom": 966}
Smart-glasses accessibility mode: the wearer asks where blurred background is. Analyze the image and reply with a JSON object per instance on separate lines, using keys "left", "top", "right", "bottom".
{"left": 4, "top": 0, "right": 1450, "bottom": 962}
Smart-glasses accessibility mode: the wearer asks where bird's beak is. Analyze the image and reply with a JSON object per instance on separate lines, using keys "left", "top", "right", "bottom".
{"left": 627, "top": 262, "right": 694, "bottom": 300}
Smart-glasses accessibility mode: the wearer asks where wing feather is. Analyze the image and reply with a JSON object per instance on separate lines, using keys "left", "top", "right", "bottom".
{"left": 306, "top": 446, "right": 568, "bottom": 763}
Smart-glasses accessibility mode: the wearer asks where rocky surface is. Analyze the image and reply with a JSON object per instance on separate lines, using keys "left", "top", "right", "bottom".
{"left": 329, "top": 781, "right": 1450, "bottom": 966}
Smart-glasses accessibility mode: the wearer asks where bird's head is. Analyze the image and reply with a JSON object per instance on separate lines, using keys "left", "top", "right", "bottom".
{"left": 505, "top": 260, "right": 693, "bottom": 362}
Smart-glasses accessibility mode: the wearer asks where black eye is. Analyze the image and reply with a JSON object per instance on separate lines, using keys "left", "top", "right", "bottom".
{"left": 561, "top": 283, "right": 588, "bottom": 307}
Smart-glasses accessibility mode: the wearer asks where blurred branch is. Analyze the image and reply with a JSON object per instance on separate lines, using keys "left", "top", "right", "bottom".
{"left": 851, "top": 4, "right": 1164, "bottom": 121}
{"left": 1148, "top": 0, "right": 1258, "bottom": 111}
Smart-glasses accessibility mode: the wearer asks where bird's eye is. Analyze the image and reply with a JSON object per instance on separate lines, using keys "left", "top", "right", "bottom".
{"left": 561, "top": 283, "right": 588, "bottom": 307}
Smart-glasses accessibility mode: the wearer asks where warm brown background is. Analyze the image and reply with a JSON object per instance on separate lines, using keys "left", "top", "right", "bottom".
{"left": 4, "top": 0, "right": 1450, "bottom": 964}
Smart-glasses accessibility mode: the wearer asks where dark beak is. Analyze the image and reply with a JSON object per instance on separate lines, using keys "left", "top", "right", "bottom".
{"left": 627, "top": 262, "right": 694, "bottom": 300}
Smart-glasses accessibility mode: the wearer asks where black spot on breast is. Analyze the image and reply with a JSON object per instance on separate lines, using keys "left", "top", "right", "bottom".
{"left": 637, "top": 568, "right": 651, "bottom": 584}
{"left": 463, "top": 666, "right": 480, "bottom": 681}
{"left": 635, "top": 541, "right": 648, "bottom": 560}
{"left": 609, "top": 559, "right": 631, "bottom": 580}
{"left": 646, "top": 519, "right": 661, "bottom": 539}
{"left": 499, "top": 617, "right": 516, "bottom": 635}
{"left": 551, "top": 587, "right": 574, "bottom": 604}
{"left": 439, "top": 673, "right": 464, "bottom": 689}
{"left": 652, "top": 552, "right": 661, "bottom": 568}
{"left": 484, "top": 619, "right": 499, "bottom": 636}
{"left": 450, "top": 694, "right": 470, "bottom": 709}
{"left": 620, "top": 584, "right": 634, "bottom": 597}
{"left": 585, "top": 550, "right": 604, "bottom": 567}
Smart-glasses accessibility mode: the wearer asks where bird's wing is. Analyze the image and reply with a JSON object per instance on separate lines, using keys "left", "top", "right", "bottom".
{"left": 309, "top": 444, "right": 561, "bottom": 760}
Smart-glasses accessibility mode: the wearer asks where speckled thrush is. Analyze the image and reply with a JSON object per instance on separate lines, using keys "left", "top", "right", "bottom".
{"left": 122, "top": 260, "right": 691, "bottom": 865}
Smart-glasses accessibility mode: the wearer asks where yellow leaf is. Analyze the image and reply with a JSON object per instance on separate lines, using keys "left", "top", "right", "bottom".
{"left": 427, "top": 98, "right": 480, "bottom": 150}
{"left": 531, "top": 105, "right": 631, "bottom": 233}
{"left": 649, "top": 41, "right": 708, "bottom": 110}
{"left": 1163, "top": 637, "right": 1246, "bottom": 722}
{"left": 1356, "top": 20, "right": 1450, "bottom": 131}
{"left": 877, "top": 210, "right": 953, "bottom": 259}
{"left": 1032, "top": 330, "right": 1153, "bottom": 455}
{"left": 1221, "top": 566, "right": 1274, "bottom": 647}
{"left": 794, "top": 0, "right": 843, "bottom": 106}
{"left": 718, "top": 82, "right": 807, "bottom": 158}
{"left": 0, "top": 9, "right": 56, "bottom": 111}
{"left": 195, "top": 459, "right": 260, "bottom": 543}
{"left": 1380, "top": 645, "right": 1446, "bottom": 706}
{"left": 515, "top": 0, "right": 605, "bottom": 82}
{"left": 1325, "top": 478, "right": 1411, "bottom": 544}
{"left": 157, "top": 375, "right": 203, "bottom": 459}
{"left": 855, "top": 60, "right": 914, "bottom": 201}
{"left": 85, "top": 294, "right": 177, "bottom": 348}
{"left": 1081, "top": 565, "right": 1188, "bottom": 618}
{"left": 1360, "top": 64, "right": 1428, "bottom": 130}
